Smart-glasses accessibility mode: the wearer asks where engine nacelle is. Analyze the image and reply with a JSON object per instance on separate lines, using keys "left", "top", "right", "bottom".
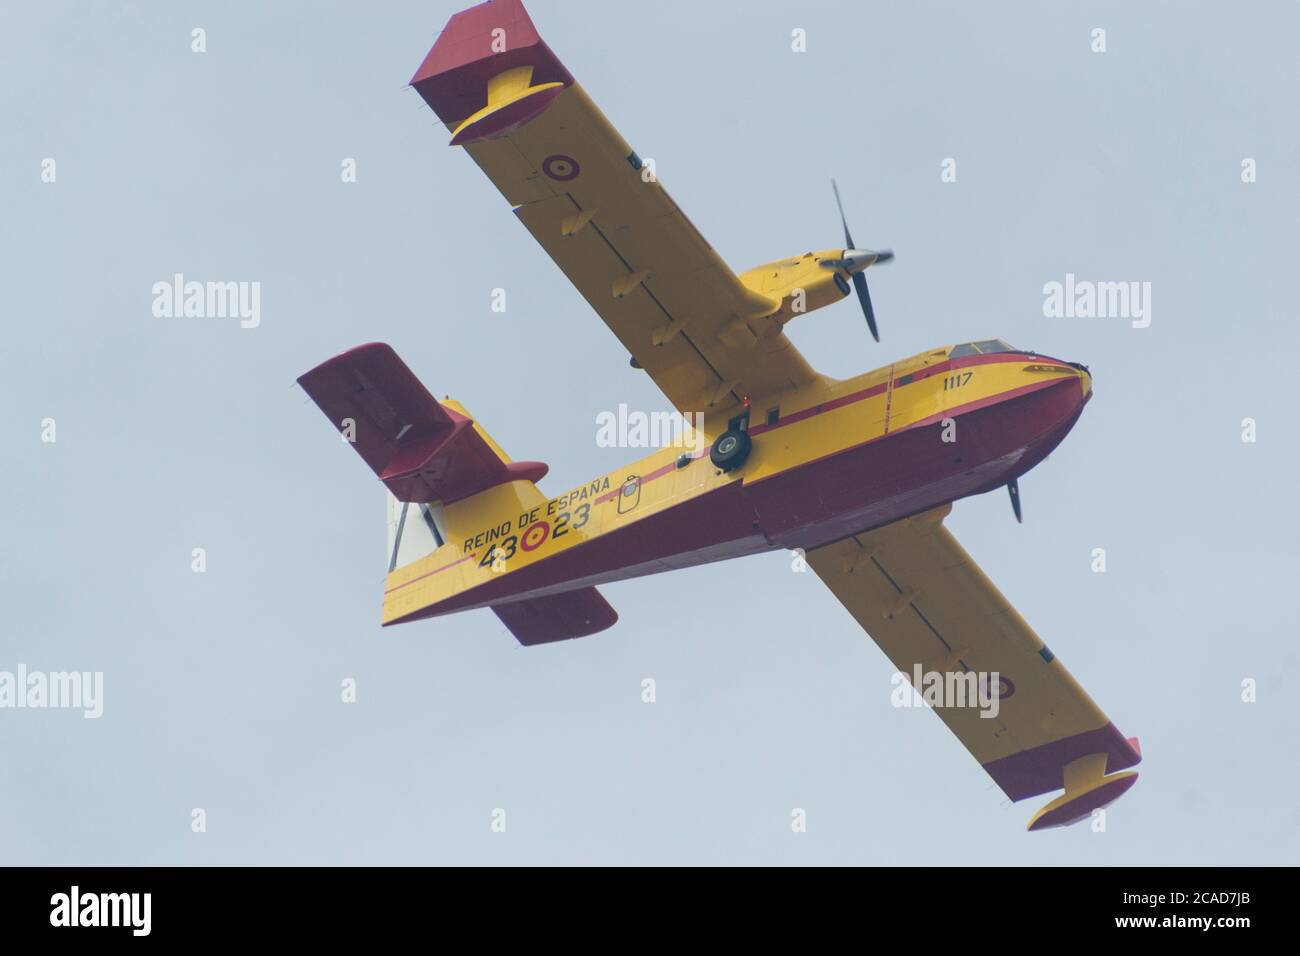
{"left": 737, "top": 249, "right": 852, "bottom": 328}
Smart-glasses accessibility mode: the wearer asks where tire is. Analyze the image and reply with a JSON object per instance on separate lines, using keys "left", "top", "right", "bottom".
{"left": 710, "top": 429, "right": 752, "bottom": 471}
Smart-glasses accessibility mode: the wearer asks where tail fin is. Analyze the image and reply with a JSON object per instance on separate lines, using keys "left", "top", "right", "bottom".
{"left": 298, "top": 343, "right": 548, "bottom": 504}
{"left": 301, "top": 343, "right": 620, "bottom": 644}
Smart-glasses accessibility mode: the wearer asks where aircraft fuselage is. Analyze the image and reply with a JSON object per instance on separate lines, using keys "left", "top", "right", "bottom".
{"left": 381, "top": 345, "right": 1092, "bottom": 626}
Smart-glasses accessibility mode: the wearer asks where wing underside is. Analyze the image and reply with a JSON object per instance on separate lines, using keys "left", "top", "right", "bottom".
{"left": 410, "top": 0, "right": 818, "bottom": 416}
{"left": 807, "top": 505, "right": 1141, "bottom": 829}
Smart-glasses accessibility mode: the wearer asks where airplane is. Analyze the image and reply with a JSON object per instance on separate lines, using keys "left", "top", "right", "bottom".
{"left": 297, "top": 0, "right": 1141, "bottom": 831}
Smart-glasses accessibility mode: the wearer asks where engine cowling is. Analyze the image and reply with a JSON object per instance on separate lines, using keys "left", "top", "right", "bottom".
{"left": 737, "top": 248, "right": 852, "bottom": 329}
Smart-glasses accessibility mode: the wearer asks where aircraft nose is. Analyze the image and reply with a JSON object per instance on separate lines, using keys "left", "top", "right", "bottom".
{"left": 1068, "top": 362, "right": 1092, "bottom": 399}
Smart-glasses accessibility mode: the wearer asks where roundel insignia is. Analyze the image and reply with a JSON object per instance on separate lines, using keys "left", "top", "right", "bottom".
{"left": 981, "top": 674, "right": 1016, "bottom": 700}
{"left": 520, "top": 521, "right": 551, "bottom": 552}
{"left": 542, "top": 154, "right": 580, "bottom": 181}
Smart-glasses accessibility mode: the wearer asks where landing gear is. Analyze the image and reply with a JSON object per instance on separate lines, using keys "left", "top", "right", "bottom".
{"left": 710, "top": 428, "right": 752, "bottom": 471}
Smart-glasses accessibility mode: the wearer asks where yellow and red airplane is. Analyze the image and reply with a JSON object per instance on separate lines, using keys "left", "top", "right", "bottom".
{"left": 298, "top": 0, "right": 1141, "bottom": 831}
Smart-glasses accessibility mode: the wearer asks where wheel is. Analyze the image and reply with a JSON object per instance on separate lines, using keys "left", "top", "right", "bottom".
{"left": 710, "top": 428, "right": 752, "bottom": 471}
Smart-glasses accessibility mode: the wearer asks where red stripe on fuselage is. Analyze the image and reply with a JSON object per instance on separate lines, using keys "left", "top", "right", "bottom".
{"left": 593, "top": 450, "right": 705, "bottom": 505}
{"left": 384, "top": 551, "right": 479, "bottom": 595}
{"left": 746, "top": 352, "right": 1070, "bottom": 438}
{"left": 743, "top": 372, "right": 1076, "bottom": 489}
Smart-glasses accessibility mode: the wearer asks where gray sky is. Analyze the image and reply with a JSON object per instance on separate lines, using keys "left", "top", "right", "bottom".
{"left": 3, "top": 0, "right": 1298, "bottom": 864}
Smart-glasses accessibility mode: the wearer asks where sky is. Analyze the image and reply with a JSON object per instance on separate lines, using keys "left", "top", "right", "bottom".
{"left": 3, "top": 0, "right": 1298, "bottom": 865}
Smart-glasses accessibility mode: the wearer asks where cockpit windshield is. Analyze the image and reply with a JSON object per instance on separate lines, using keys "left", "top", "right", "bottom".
{"left": 949, "top": 339, "right": 1015, "bottom": 358}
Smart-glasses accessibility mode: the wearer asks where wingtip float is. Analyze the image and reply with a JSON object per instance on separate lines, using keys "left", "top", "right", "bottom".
{"left": 300, "top": 0, "right": 1141, "bottom": 832}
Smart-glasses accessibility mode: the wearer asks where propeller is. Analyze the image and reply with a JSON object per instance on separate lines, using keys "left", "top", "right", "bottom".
{"left": 824, "top": 179, "right": 893, "bottom": 342}
{"left": 1007, "top": 479, "right": 1023, "bottom": 523}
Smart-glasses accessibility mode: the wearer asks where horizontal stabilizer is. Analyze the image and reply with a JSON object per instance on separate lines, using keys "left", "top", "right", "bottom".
{"left": 492, "top": 588, "right": 618, "bottom": 646}
{"left": 298, "top": 343, "right": 547, "bottom": 504}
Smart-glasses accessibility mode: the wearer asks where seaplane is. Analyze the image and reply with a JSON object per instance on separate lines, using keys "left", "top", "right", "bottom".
{"left": 298, "top": 0, "right": 1141, "bottom": 830}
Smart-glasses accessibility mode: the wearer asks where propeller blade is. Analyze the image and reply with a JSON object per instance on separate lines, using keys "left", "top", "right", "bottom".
{"left": 851, "top": 271, "right": 880, "bottom": 342}
{"left": 831, "top": 178, "right": 856, "bottom": 250}
{"left": 1007, "top": 479, "right": 1023, "bottom": 523}
{"left": 831, "top": 180, "right": 891, "bottom": 342}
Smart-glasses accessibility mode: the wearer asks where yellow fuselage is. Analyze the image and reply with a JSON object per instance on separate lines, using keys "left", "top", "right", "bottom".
{"left": 382, "top": 346, "right": 1091, "bottom": 625}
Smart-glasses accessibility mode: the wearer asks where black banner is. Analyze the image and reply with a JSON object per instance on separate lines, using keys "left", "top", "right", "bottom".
{"left": 0, "top": 867, "right": 1280, "bottom": 942}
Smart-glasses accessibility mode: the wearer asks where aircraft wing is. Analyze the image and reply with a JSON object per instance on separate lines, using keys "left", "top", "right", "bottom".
{"left": 806, "top": 505, "right": 1142, "bottom": 830}
{"left": 410, "top": 0, "right": 815, "bottom": 416}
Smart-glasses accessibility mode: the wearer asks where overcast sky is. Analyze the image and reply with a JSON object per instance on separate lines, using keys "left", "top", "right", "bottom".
{"left": 3, "top": 0, "right": 1298, "bottom": 864}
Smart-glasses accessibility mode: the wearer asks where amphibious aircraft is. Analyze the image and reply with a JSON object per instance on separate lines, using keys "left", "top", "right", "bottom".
{"left": 298, "top": 0, "right": 1141, "bottom": 830}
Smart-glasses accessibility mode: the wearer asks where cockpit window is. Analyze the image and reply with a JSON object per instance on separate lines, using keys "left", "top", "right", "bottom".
{"left": 950, "top": 339, "right": 1015, "bottom": 358}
